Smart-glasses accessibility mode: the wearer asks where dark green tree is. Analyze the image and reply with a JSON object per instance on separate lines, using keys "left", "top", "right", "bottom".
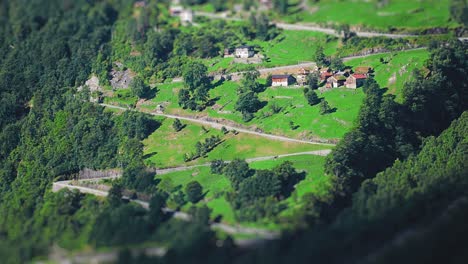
{"left": 304, "top": 88, "right": 321, "bottom": 106}
{"left": 306, "top": 72, "right": 320, "bottom": 90}
{"left": 180, "top": 61, "right": 211, "bottom": 110}
{"left": 266, "top": 74, "right": 273, "bottom": 87}
{"left": 320, "top": 99, "right": 332, "bottom": 114}
{"left": 235, "top": 91, "right": 262, "bottom": 121}
{"left": 185, "top": 181, "right": 203, "bottom": 203}
{"left": 130, "top": 76, "right": 150, "bottom": 98}
{"left": 314, "top": 45, "right": 327, "bottom": 66}
{"left": 108, "top": 182, "right": 124, "bottom": 207}
{"left": 241, "top": 69, "right": 262, "bottom": 93}
{"left": 330, "top": 57, "right": 345, "bottom": 71}
{"left": 223, "top": 159, "right": 252, "bottom": 189}
{"left": 450, "top": 0, "right": 468, "bottom": 26}
{"left": 210, "top": 159, "right": 226, "bottom": 174}
{"left": 173, "top": 118, "right": 184, "bottom": 132}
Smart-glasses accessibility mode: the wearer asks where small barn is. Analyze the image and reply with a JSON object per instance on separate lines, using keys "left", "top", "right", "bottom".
{"left": 272, "top": 75, "right": 294, "bottom": 87}
{"left": 326, "top": 75, "right": 346, "bottom": 88}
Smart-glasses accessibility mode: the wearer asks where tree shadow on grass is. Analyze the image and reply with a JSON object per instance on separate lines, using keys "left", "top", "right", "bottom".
{"left": 145, "top": 87, "right": 158, "bottom": 100}
{"left": 206, "top": 96, "right": 221, "bottom": 107}
{"left": 282, "top": 171, "right": 307, "bottom": 198}
{"left": 143, "top": 151, "right": 158, "bottom": 159}
{"left": 212, "top": 78, "right": 225, "bottom": 88}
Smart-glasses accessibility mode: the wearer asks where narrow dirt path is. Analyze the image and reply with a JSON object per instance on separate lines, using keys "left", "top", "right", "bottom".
{"left": 100, "top": 103, "right": 336, "bottom": 146}
{"left": 195, "top": 11, "right": 419, "bottom": 38}
{"left": 341, "top": 47, "right": 428, "bottom": 62}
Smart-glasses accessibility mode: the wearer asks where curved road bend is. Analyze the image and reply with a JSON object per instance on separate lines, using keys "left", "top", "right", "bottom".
{"left": 100, "top": 103, "right": 336, "bottom": 147}
{"left": 51, "top": 150, "right": 335, "bottom": 243}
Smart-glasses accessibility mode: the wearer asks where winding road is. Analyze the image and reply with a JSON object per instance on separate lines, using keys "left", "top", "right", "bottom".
{"left": 101, "top": 103, "right": 336, "bottom": 146}
{"left": 195, "top": 11, "right": 467, "bottom": 41}
{"left": 52, "top": 150, "right": 332, "bottom": 245}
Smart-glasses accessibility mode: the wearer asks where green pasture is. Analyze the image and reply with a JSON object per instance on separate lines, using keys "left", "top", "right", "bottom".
{"left": 345, "top": 48, "right": 430, "bottom": 101}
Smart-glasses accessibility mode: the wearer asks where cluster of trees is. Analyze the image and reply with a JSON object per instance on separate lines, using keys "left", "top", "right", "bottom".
{"left": 184, "top": 135, "right": 222, "bottom": 161}
{"left": 210, "top": 159, "right": 304, "bottom": 222}
{"left": 326, "top": 40, "right": 468, "bottom": 199}
{"left": 248, "top": 13, "right": 281, "bottom": 41}
{"left": 303, "top": 88, "right": 334, "bottom": 114}
{"left": 179, "top": 61, "right": 211, "bottom": 111}
{"left": 129, "top": 76, "right": 151, "bottom": 99}
{"left": 450, "top": 0, "right": 468, "bottom": 26}
{"left": 314, "top": 45, "right": 345, "bottom": 71}
{"left": 173, "top": 118, "right": 185, "bottom": 132}
{"left": 235, "top": 70, "right": 265, "bottom": 121}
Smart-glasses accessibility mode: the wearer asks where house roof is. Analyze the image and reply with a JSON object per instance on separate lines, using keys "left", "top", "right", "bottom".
{"left": 352, "top": 74, "right": 367, "bottom": 79}
{"left": 236, "top": 45, "right": 253, "bottom": 49}
{"left": 272, "top": 74, "right": 291, "bottom": 79}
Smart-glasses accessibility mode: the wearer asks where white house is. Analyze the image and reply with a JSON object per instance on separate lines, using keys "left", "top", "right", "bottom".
{"left": 180, "top": 9, "right": 194, "bottom": 23}
{"left": 272, "top": 75, "right": 294, "bottom": 87}
{"left": 235, "top": 45, "right": 255, "bottom": 58}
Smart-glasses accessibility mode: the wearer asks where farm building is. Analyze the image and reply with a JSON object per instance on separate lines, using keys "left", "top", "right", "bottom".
{"left": 296, "top": 68, "right": 311, "bottom": 86}
{"left": 346, "top": 74, "right": 367, "bottom": 89}
{"left": 326, "top": 75, "right": 346, "bottom": 88}
{"left": 235, "top": 45, "right": 255, "bottom": 58}
{"left": 272, "top": 75, "right": 295, "bottom": 87}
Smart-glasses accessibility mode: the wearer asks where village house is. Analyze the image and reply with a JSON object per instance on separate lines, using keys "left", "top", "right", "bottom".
{"left": 346, "top": 74, "right": 367, "bottom": 89}
{"left": 319, "top": 67, "right": 333, "bottom": 82}
{"left": 169, "top": 6, "right": 194, "bottom": 23}
{"left": 272, "top": 74, "right": 295, "bottom": 87}
{"left": 235, "top": 45, "right": 255, "bottom": 58}
{"left": 180, "top": 9, "right": 194, "bottom": 23}
{"left": 296, "top": 67, "right": 311, "bottom": 86}
{"left": 326, "top": 74, "right": 347, "bottom": 88}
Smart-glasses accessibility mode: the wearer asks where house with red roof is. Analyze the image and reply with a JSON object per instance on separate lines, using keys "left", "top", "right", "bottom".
{"left": 346, "top": 74, "right": 367, "bottom": 89}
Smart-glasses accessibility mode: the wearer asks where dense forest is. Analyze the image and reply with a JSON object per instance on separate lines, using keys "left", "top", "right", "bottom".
{"left": 0, "top": 0, "right": 467, "bottom": 263}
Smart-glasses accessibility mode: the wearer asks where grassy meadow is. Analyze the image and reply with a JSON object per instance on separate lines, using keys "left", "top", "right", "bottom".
{"left": 142, "top": 117, "right": 331, "bottom": 168}
{"left": 284, "top": 0, "right": 457, "bottom": 30}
